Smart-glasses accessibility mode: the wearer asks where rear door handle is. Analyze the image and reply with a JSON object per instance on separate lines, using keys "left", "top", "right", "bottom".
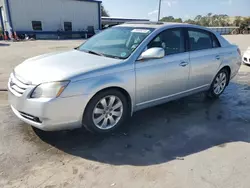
{"left": 215, "top": 55, "right": 220, "bottom": 60}
{"left": 179, "top": 62, "right": 189, "bottom": 67}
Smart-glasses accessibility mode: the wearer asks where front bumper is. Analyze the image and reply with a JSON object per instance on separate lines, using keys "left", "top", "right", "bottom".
{"left": 8, "top": 84, "right": 90, "bottom": 131}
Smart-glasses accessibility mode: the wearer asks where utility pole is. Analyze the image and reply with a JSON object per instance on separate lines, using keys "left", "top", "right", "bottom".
{"left": 158, "top": 0, "right": 162, "bottom": 21}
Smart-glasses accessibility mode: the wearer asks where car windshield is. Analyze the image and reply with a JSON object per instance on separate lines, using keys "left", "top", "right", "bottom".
{"left": 78, "top": 27, "right": 155, "bottom": 59}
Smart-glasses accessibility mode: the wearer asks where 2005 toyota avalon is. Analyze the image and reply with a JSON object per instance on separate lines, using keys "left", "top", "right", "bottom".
{"left": 8, "top": 22, "right": 241, "bottom": 134}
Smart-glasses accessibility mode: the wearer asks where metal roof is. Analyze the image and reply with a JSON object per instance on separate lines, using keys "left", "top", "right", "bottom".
{"left": 102, "top": 17, "right": 149, "bottom": 21}
{"left": 76, "top": 0, "right": 102, "bottom": 3}
{"left": 117, "top": 22, "right": 190, "bottom": 29}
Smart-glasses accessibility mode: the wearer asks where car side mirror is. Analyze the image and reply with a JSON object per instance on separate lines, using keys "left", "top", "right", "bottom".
{"left": 138, "top": 47, "right": 165, "bottom": 61}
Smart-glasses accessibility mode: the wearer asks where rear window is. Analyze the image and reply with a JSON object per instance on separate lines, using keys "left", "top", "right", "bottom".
{"left": 211, "top": 34, "right": 221, "bottom": 48}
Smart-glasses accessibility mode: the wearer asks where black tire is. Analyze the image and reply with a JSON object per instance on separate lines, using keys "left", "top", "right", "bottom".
{"left": 207, "top": 69, "right": 229, "bottom": 99}
{"left": 82, "top": 89, "right": 129, "bottom": 134}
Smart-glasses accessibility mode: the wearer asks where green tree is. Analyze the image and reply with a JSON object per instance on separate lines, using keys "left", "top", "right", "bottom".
{"left": 240, "top": 17, "right": 250, "bottom": 29}
{"left": 160, "top": 16, "right": 182, "bottom": 23}
{"left": 193, "top": 13, "right": 230, "bottom": 26}
{"left": 194, "top": 15, "right": 209, "bottom": 26}
{"left": 184, "top": 19, "right": 196, "bottom": 24}
{"left": 243, "top": 17, "right": 250, "bottom": 25}
{"left": 101, "top": 5, "right": 110, "bottom": 17}
{"left": 160, "top": 16, "right": 175, "bottom": 22}
{"left": 233, "top": 16, "right": 242, "bottom": 26}
{"left": 175, "top": 18, "right": 183, "bottom": 23}
{"left": 199, "top": 17, "right": 209, "bottom": 26}
{"left": 161, "top": 13, "right": 235, "bottom": 27}
{"left": 211, "top": 14, "right": 219, "bottom": 26}
{"left": 206, "top": 13, "right": 213, "bottom": 26}
{"left": 217, "top": 14, "right": 229, "bottom": 26}
{"left": 194, "top": 15, "right": 202, "bottom": 22}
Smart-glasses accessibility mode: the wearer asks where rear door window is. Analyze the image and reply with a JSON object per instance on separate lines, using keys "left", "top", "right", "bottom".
{"left": 188, "top": 29, "right": 213, "bottom": 51}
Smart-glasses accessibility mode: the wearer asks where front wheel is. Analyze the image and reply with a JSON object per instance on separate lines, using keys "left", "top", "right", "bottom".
{"left": 82, "top": 89, "right": 129, "bottom": 134}
{"left": 207, "top": 69, "right": 229, "bottom": 99}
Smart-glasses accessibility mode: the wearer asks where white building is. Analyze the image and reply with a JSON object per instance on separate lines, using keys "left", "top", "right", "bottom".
{"left": 0, "top": 0, "right": 101, "bottom": 38}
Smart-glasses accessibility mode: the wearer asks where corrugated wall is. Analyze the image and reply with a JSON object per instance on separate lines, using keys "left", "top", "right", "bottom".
{"left": 8, "top": 0, "right": 99, "bottom": 31}
{"left": 0, "top": 0, "right": 11, "bottom": 32}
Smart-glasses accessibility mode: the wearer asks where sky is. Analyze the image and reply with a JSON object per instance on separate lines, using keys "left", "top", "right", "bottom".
{"left": 101, "top": 0, "right": 250, "bottom": 20}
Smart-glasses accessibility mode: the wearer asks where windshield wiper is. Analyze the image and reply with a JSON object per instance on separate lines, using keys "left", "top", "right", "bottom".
{"left": 81, "top": 49, "right": 124, "bottom": 59}
{"left": 104, "top": 54, "right": 124, "bottom": 59}
{"left": 87, "top": 50, "right": 105, "bottom": 57}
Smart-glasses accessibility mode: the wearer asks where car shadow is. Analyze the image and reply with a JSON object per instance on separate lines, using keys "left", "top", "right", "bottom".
{"left": 34, "top": 73, "right": 250, "bottom": 166}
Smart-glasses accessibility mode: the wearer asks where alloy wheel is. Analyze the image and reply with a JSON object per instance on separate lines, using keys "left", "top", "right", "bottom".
{"left": 92, "top": 95, "right": 123, "bottom": 130}
{"left": 213, "top": 72, "right": 227, "bottom": 95}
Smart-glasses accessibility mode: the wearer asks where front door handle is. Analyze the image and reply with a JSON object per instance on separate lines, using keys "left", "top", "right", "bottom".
{"left": 215, "top": 55, "right": 220, "bottom": 60}
{"left": 179, "top": 62, "right": 189, "bottom": 67}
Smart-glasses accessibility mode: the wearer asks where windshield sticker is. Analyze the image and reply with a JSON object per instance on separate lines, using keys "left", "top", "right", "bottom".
{"left": 121, "top": 52, "right": 127, "bottom": 57}
{"left": 131, "top": 44, "right": 138, "bottom": 49}
{"left": 131, "top": 29, "right": 150, "bottom": 33}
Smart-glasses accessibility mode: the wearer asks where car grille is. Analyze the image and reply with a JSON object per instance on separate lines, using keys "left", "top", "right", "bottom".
{"left": 9, "top": 73, "right": 30, "bottom": 96}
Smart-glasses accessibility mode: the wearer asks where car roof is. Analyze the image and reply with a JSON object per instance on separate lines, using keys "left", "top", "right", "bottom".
{"left": 116, "top": 21, "right": 216, "bottom": 33}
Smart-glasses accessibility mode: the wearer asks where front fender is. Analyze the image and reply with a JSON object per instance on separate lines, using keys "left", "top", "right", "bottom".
{"left": 86, "top": 75, "right": 127, "bottom": 94}
{"left": 61, "top": 69, "right": 136, "bottom": 109}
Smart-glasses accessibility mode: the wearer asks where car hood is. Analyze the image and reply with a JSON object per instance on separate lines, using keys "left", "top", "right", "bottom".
{"left": 14, "top": 50, "right": 122, "bottom": 85}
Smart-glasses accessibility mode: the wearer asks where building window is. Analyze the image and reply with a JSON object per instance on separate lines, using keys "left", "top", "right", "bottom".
{"left": 64, "top": 22, "right": 72, "bottom": 31}
{"left": 32, "top": 21, "right": 42, "bottom": 31}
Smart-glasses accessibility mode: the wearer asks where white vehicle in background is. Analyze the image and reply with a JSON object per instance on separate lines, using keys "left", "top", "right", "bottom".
{"left": 243, "top": 47, "right": 250, "bottom": 65}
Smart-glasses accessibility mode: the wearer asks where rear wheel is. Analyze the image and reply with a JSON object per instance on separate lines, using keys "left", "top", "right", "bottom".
{"left": 207, "top": 69, "right": 229, "bottom": 99}
{"left": 82, "top": 89, "right": 129, "bottom": 134}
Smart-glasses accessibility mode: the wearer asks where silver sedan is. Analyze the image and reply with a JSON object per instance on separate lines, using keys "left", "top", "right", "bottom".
{"left": 8, "top": 22, "right": 242, "bottom": 133}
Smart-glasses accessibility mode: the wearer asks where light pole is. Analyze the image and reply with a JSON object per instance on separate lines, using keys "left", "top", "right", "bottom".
{"left": 158, "top": 0, "right": 162, "bottom": 21}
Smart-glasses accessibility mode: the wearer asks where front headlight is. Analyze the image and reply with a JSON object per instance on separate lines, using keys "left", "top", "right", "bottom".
{"left": 30, "top": 81, "right": 70, "bottom": 98}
